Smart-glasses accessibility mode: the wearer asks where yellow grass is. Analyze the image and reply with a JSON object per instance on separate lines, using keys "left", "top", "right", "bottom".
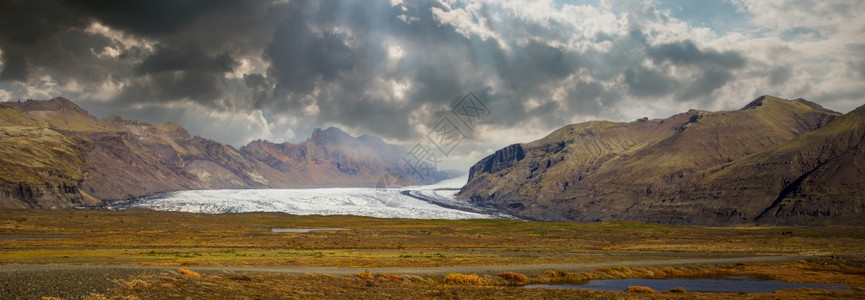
{"left": 376, "top": 274, "right": 404, "bottom": 283}
{"left": 626, "top": 285, "right": 656, "bottom": 293}
{"left": 498, "top": 271, "right": 528, "bottom": 283}
{"left": 178, "top": 268, "right": 200, "bottom": 277}
{"left": 3, "top": 209, "right": 865, "bottom": 268}
{"left": 444, "top": 273, "right": 483, "bottom": 285}
{"left": 355, "top": 271, "right": 373, "bottom": 280}
{"left": 3, "top": 209, "right": 865, "bottom": 299}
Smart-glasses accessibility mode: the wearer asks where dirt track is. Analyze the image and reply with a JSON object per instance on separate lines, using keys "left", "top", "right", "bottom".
{"left": 0, "top": 255, "right": 812, "bottom": 299}
{"left": 0, "top": 255, "right": 810, "bottom": 276}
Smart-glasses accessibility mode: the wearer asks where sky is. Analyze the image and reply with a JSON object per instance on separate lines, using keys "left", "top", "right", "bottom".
{"left": 1, "top": 0, "right": 863, "bottom": 171}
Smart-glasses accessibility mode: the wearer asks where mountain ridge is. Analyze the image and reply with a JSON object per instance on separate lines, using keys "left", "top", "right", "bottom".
{"left": 458, "top": 95, "right": 863, "bottom": 225}
{"left": 0, "top": 97, "right": 441, "bottom": 209}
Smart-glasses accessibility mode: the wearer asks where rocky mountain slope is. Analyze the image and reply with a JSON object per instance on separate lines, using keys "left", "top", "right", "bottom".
{"left": 458, "top": 96, "right": 864, "bottom": 225}
{"left": 241, "top": 127, "right": 411, "bottom": 187}
{"left": 0, "top": 98, "right": 437, "bottom": 209}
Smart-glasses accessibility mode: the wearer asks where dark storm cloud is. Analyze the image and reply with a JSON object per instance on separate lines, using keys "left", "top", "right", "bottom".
{"left": 0, "top": 14, "right": 115, "bottom": 84}
{"left": 0, "top": 0, "right": 89, "bottom": 80}
{"left": 646, "top": 40, "right": 746, "bottom": 68}
{"left": 64, "top": 0, "right": 245, "bottom": 37}
{"left": 3, "top": 0, "right": 857, "bottom": 153}
{"left": 679, "top": 68, "right": 734, "bottom": 101}
{"left": 265, "top": 2, "right": 359, "bottom": 96}
{"left": 263, "top": 0, "right": 416, "bottom": 138}
{"left": 769, "top": 66, "right": 792, "bottom": 85}
{"left": 260, "top": 0, "right": 501, "bottom": 139}
{"left": 0, "top": 0, "right": 277, "bottom": 109}
{"left": 0, "top": 52, "right": 26, "bottom": 81}
{"left": 136, "top": 46, "right": 237, "bottom": 75}
{"left": 116, "top": 70, "right": 227, "bottom": 106}
{"left": 625, "top": 66, "right": 675, "bottom": 97}
{"left": 0, "top": 0, "right": 234, "bottom": 81}
{"left": 115, "top": 45, "right": 238, "bottom": 105}
{"left": 1, "top": 0, "right": 735, "bottom": 133}
{"left": 637, "top": 40, "right": 747, "bottom": 102}
{"left": 0, "top": 1, "right": 82, "bottom": 44}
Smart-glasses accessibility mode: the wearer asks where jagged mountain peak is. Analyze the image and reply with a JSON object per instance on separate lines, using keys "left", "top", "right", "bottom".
{"left": 309, "top": 126, "right": 364, "bottom": 146}
{"left": 311, "top": 126, "right": 349, "bottom": 137}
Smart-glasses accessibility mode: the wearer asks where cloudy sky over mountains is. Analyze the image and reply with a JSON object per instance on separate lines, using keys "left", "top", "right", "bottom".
{"left": 1, "top": 0, "right": 863, "bottom": 169}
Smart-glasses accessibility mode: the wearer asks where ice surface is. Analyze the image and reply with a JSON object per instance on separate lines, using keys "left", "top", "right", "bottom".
{"left": 114, "top": 176, "right": 496, "bottom": 219}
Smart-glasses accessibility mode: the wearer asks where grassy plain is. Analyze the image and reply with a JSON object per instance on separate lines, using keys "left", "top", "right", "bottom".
{"left": 2, "top": 209, "right": 865, "bottom": 299}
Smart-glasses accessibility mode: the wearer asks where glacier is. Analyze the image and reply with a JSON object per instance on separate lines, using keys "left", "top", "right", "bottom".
{"left": 110, "top": 176, "right": 502, "bottom": 219}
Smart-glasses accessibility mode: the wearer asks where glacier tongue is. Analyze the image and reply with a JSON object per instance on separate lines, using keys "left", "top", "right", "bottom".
{"left": 115, "top": 177, "right": 495, "bottom": 219}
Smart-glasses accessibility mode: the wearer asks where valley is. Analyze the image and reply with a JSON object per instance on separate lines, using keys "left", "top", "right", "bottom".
{"left": 2, "top": 1, "right": 864, "bottom": 298}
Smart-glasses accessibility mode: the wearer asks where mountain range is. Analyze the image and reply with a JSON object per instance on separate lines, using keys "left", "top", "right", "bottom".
{"left": 3, "top": 96, "right": 863, "bottom": 226}
{"left": 458, "top": 96, "right": 864, "bottom": 225}
{"left": 0, "top": 98, "right": 449, "bottom": 209}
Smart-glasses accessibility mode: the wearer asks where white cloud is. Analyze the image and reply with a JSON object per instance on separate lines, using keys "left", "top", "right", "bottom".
{"left": 0, "top": 89, "right": 10, "bottom": 102}
{"left": 84, "top": 21, "right": 155, "bottom": 54}
{"left": 732, "top": 0, "right": 865, "bottom": 37}
{"left": 430, "top": 3, "right": 508, "bottom": 50}
{"left": 385, "top": 43, "right": 404, "bottom": 72}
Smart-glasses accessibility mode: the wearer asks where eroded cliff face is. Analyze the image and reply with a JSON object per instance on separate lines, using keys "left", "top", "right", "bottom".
{"left": 0, "top": 98, "right": 444, "bottom": 208}
{"left": 459, "top": 96, "right": 864, "bottom": 225}
{"left": 0, "top": 181, "right": 93, "bottom": 209}
{"left": 468, "top": 144, "right": 525, "bottom": 180}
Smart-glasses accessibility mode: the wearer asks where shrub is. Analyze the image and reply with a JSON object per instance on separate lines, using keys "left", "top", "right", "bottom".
{"left": 544, "top": 270, "right": 569, "bottom": 277}
{"left": 444, "top": 273, "right": 483, "bottom": 285}
{"left": 376, "top": 274, "right": 403, "bottom": 283}
{"left": 669, "top": 287, "right": 686, "bottom": 293}
{"left": 612, "top": 266, "right": 631, "bottom": 273}
{"left": 82, "top": 293, "right": 109, "bottom": 300}
{"left": 356, "top": 271, "right": 374, "bottom": 280}
{"left": 112, "top": 278, "right": 150, "bottom": 289}
{"left": 178, "top": 268, "right": 200, "bottom": 277}
{"left": 400, "top": 275, "right": 433, "bottom": 284}
{"left": 655, "top": 266, "right": 685, "bottom": 277}
{"left": 626, "top": 286, "right": 656, "bottom": 293}
{"left": 498, "top": 271, "right": 528, "bottom": 283}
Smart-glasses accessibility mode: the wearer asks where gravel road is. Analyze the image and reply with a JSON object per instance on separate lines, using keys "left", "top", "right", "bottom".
{"left": 0, "top": 255, "right": 809, "bottom": 299}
